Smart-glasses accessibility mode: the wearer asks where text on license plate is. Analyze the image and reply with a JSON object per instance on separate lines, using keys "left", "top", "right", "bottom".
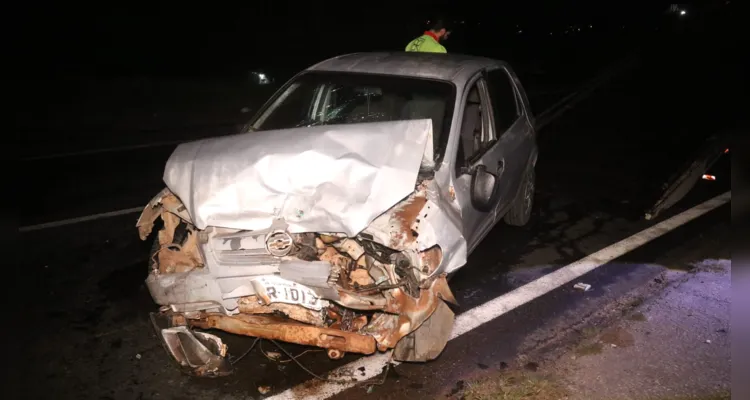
{"left": 255, "top": 276, "right": 324, "bottom": 310}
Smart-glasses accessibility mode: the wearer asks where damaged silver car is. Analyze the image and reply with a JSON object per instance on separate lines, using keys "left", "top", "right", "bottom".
{"left": 137, "top": 52, "right": 538, "bottom": 376}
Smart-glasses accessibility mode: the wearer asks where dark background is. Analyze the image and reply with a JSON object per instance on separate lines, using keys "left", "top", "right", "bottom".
{"left": 25, "top": 1, "right": 740, "bottom": 159}
{"left": 40, "top": 1, "right": 675, "bottom": 78}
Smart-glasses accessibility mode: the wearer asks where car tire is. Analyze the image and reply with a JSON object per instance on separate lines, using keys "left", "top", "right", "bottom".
{"left": 504, "top": 166, "right": 535, "bottom": 226}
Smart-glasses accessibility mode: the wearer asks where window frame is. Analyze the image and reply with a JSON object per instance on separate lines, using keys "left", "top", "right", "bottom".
{"left": 454, "top": 76, "right": 497, "bottom": 174}
{"left": 484, "top": 67, "right": 521, "bottom": 139}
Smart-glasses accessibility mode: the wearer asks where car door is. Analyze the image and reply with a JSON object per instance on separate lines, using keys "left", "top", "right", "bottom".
{"left": 453, "top": 76, "right": 506, "bottom": 252}
{"left": 484, "top": 67, "right": 535, "bottom": 220}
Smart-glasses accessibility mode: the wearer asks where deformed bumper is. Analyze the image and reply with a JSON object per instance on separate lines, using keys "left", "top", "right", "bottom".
{"left": 137, "top": 185, "right": 464, "bottom": 376}
{"left": 191, "top": 313, "right": 377, "bottom": 355}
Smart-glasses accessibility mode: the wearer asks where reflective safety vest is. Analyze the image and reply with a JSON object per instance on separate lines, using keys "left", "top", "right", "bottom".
{"left": 405, "top": 31, "right": 447, "bottom": 53}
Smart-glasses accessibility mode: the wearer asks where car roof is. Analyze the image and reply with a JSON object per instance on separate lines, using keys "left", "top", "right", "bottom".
{"left": 306, "top": 52, "right": 506, "bottom": 84}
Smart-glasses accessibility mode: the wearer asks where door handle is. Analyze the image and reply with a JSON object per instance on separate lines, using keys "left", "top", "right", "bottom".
{"left": 497, "top": 159, "right": 505, "bottom": 173}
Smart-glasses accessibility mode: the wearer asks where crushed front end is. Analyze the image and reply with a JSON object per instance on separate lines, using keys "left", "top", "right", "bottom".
{"left": 137, "top": 182, "right": 464, "bottom": 377}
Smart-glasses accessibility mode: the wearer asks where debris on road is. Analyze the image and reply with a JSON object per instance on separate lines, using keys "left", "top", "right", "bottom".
{"left": 258, "top": 386, "right": 271, "bottom": 395}
{"left": 573, "top": 282, "right": 592, "bottom": 291}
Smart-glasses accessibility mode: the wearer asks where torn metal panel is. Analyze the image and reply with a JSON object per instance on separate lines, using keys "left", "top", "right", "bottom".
{"left": 190, "top": 313, "right": 378, "bottom": 355}
{"left": 150, "top": 312, "right": 233, "bottom": 377}
{"left": 418, "top": 246, "right": 443, "bottom": 275}
{"left": 136, "top": 188, "right": 193, "bottom": 240}
{"left": 160, "top": 326, "right": 232, "bottom": 377}
{"left": 364, "top": 275, "right": 456, "bottom": 349}
{"left": 362, "top": 181, "right": 467, "bottom": 274}
{"left": 163, "top": 119, "right": 433, "bottom": 236}
{"left": 153, "top": 212, "right": 203, "bottom": 274}
{"left": 393, "top": 300, "right": 455, "bottom": 362}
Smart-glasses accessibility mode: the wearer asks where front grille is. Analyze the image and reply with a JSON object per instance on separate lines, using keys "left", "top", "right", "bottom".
{"left": 214, "top": 248, "right": 279, "bottom": 266}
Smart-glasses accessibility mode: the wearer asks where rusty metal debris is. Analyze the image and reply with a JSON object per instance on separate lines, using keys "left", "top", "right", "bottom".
{"left": 190, "top": 313, "right": 378, "bottom": 355}
{"left": 152, "top": 212, "right": 203, "bottom": 274}
{"left": 139, "top": 184, "right": 461, "bottom": 376}
{"left": 238, "top": 296, "right": 326, "bottom": 326}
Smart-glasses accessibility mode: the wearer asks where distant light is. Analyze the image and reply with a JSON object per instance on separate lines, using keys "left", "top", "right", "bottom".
{"left": 517, "top": 30, "right": 523, "bottom": 34}
{"left": 680, "top": 10, "right": 687, "bottom": 15}
{"left": 724, "top": 148, "right": 729, "bottom": 153}
{"left": 702, "top": 174, "right": 716, "bottom": 181}
{"left": 251, "top": 71, "right": 271, "bottom": 85}
{"left": 589, "top": 24, "right": 593, "bottom": 28}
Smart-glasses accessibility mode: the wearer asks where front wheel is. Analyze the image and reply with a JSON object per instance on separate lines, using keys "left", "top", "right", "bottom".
{"left": 504, "top": 166, "right": 535, "bottom": 226}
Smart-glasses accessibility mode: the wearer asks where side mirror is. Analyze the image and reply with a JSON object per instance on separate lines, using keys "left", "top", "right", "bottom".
{"left": 470, "top": 164, "right": 498, "bottom": 212}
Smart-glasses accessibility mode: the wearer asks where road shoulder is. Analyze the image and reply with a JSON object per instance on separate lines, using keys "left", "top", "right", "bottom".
{"left": 460, "top": 231, "right": 730, "bottom": 400}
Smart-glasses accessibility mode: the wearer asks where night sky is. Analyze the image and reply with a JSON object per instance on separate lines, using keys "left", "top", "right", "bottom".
{"left": 39, "top": 1, "right": 689, "bottom": 78}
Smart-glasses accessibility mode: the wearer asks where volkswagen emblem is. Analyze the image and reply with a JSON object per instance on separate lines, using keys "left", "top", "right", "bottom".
{"left": 265, "top": 230, "right": 294, "bottom": 257}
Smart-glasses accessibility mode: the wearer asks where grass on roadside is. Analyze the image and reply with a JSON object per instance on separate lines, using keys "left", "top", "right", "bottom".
{"left": 462, "top": 370, "right": 569, "bottom": 400}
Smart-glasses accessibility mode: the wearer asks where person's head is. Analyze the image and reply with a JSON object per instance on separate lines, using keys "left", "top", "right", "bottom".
{"left": 427, "top": 18, "right": 452, "bottom": 41}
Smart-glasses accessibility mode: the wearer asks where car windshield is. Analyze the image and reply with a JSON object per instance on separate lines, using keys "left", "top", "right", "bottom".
{"left": 252, "top": 71, "right": 456, "bottom": 163}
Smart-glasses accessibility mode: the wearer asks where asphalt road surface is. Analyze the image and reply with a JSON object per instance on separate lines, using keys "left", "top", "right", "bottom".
{"left": 17, "top": 32, "right": 736, "bottom": 400}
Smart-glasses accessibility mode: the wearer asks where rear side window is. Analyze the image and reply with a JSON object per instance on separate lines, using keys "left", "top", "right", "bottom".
{"left": 486, "top": 68, "right": 519, "bottom": 135}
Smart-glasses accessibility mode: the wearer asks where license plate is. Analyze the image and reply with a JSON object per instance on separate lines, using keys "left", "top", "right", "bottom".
{"left": 254, "top": 276, "right": 326, "bottom": 311}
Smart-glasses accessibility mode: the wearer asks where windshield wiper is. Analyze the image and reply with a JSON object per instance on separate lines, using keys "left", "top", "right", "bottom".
{"left": 294, "top": 119, "right": 325, "bottom": 128}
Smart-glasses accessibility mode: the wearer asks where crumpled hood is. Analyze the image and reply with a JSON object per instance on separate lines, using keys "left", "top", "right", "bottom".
{"left": 163, "top": 119, "right": 434, "bottom": 236}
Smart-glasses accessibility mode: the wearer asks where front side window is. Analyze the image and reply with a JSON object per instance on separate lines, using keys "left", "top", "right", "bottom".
{"left": 486, "top": 68, "right": 520, "bottom": 136}
{"left": 252, "top": 72, "right": 456, "bottom": 162}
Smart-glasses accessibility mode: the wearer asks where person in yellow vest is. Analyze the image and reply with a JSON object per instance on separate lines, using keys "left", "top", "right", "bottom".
{"left": 405, "top": 19, "right": 452, "bottom": 53}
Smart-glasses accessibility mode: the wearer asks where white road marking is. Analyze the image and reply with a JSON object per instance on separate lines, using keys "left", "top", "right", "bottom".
{"left": 268, "top": 191, "right": 730, "bottom": 400}
{"left": 21, "top": 139, "right": 189, "bottom": 161}
{"left": 19, "top": 207, "right": 144, "bottom": 233}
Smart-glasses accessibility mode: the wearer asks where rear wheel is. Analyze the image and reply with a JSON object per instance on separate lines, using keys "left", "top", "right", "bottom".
{"left": 504, "top": 166, "right": 535, "bottom": 226}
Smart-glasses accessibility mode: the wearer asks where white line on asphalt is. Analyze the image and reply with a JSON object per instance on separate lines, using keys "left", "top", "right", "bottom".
{"left": 22, "top": 139, "right": 187, "bottom": 161}
{"left": 268, "top": 191, "right": 730, "bottom": 400}
{"left": 19, "top": 207, "right": 144, "bottom": 233}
